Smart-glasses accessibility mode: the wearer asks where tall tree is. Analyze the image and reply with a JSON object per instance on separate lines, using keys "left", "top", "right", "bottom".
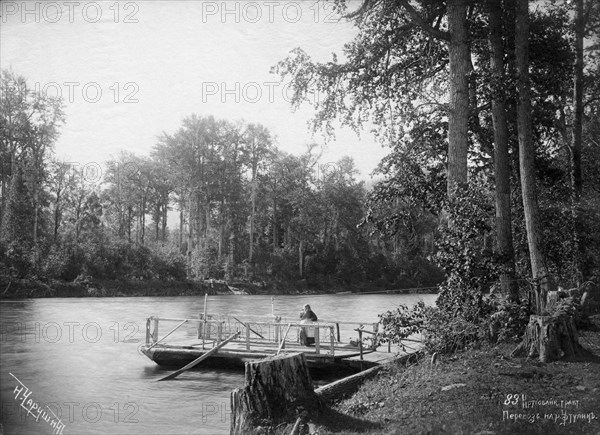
{"left": 0, "top": 69, "right": 64, "bottom": 262}
{"left": 487, "top": 0, "right": 518, "bottom": 301}
{"left": 276, "top": 0, "right": 472, "bottom": 199}
{"left": 515, "top": 0, "right": 551, "bottom": 311}
{"left": 570, "top": 0, "right": 585, "bottom": 284}
{"left": 242, "top": 123, "right": 273, "bottom": 265}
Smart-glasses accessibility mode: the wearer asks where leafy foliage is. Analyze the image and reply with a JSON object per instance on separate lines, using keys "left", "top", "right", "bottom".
{"left": 436, "top": 181, "right": 499, "bottom": 322}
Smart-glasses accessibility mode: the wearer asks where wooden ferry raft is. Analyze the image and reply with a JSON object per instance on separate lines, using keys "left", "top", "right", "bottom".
{"left": 140, "top": 313, "right": 405, "bottom": 372}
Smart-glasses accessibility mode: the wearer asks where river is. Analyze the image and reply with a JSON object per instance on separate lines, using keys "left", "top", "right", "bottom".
{"left": 0, "top": 293, "right": 436, "bottom": 434}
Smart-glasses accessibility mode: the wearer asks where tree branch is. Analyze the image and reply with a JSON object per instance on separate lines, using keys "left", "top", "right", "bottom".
{"left": 397, "top": 0, "right": 450, "bottom": 41}
{"left": 343, "top": 0, "right": 373, "bottom": 20}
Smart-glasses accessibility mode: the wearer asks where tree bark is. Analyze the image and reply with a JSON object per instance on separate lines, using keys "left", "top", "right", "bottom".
{"left": 179, "top": 205, "right": 184, "bottom": 250}
{"left": 155, "top": 204, "right": 160, "bottom": 241}
{"left": 228, "top": 216, "right": 234, "bottom": 280}
{"left": 446, "top": 0, "right": 470, "bottom": 198}
{"left": 187, "top": 196, "right": 194, "bottom": 278}
{"left": 230, "top": 353, "right": 321, "bottom": 435}
{"left": 515, "top": 0, "right": 551, "bottom": 311}
{"left": 53, "top": 176, "right": 62, "bottom": 242}
{"left": 249, "top": 169, "right": 257, "bottom": 264}
{"left": 299, "top": 240, "right": 304, "bottom": 278}
{"left": 488, "top": 0, "right": 519, "bottom": 302}
{"left": 272, "top": 199, "right": 278, "bottom": 253}
{"left": 161, "top": 198, "right": 168, "bottom": 242}
{"left": 571, "top": 0, "right": 584, "bottom": 284}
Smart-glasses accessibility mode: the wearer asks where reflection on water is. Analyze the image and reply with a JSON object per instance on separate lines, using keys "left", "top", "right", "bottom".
{"left": 0, "top": 293, "right": 436, "bottom": 434}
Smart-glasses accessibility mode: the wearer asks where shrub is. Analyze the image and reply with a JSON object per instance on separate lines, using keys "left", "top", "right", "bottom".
{"left": 150, "top": 245, "right": 187, "bottom": 280}
{"left": 2, "top": 242, "right": 32, "bottom": 278}
{"left": 488, "top": 296, "right": 530, "bottom": 343}
{"left": 379, "top": 300, "right": 492, "bottom": 355}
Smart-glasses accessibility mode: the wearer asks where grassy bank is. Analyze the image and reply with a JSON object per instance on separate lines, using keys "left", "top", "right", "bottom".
{"left": 311, "top": 314, "right": 600, "bottom": 435}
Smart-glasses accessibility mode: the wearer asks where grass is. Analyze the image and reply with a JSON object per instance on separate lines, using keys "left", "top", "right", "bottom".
{"left": 310, "top": 314, "right": 600, "bottom": 435}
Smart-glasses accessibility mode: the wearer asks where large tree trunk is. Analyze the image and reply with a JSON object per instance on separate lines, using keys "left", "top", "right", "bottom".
{"left": 187, "top": 196, "right": 194, "bottom": 278}
{"left": 488, "top": 0, "right": 518, "bottom": 301}
{"left": 227, "top": 215, "right": 234, "bottom": 280}
{"left": 272, "top": 199, "right": 278, "bottom": 253}
{"left": 446, "top": 0, "right": 470, "bottom": 198}
{"left": 249, "top": 169, "right": 257, "bottom": 264}
{"left": 155, "top": 204, "right": 160, "bottom": 241}
{"left": 179, "top": 205, "right": 184, "bottom": 250}
{"left": 140, "top": 193, "right": 146, "bottom": 245}
{"left": 32, "top": 165, "right": 39, "bottom": 267}
{"left": 0, "top": 161, "right": 5, "bottom": 225}
{"left": 230, "top": 353, "right": 321, "bottom": 435}
{"left": 515, "top": 0, "right": 551, "bottom": 311}
{"left": 161, "top": 199, "right": 168, "bottom": 242}
{"left": 53, "top": 185, "right": 61, "bottom": 242}
{"left": 571, "top": 0, "right": 584, "bottom": 285}
{"left": 299, "top": 240, "right": 304, "bottom": 279}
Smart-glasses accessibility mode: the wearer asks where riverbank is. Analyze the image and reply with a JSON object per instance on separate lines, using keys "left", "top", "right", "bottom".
{"left": 0, "top": 276, "right": 439, "bottom": 299}
{"left": 311, "top": 314, "right": 600, "bottom": 434}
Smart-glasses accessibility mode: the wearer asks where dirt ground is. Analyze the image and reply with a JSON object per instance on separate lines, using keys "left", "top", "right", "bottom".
{"left": 314, "top": 314, "right": 600, "bottom": 435}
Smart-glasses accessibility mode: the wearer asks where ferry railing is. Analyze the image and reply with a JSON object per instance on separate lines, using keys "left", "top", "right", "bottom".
{"left": 145, "top": 315, "right": 381, "bottom": 359}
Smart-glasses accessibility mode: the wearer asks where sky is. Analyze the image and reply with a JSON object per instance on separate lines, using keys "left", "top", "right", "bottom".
{"left": 1, "top": 0, "right": 389, "bottom": 180}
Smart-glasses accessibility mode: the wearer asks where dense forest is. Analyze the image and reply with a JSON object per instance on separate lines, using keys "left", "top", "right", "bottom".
{"left": 0, "top": 70, "right": 443, "bottom": 292}
{"left": 1, "top": 0, "right": 599, "bottom": 318}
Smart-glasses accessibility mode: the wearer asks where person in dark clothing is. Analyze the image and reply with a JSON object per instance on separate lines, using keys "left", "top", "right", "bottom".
{"left": 299, "top": 304, "right": 317, "bottom": 346}
{"left": 300, "top": 304, "right": 318, "bottom": 321}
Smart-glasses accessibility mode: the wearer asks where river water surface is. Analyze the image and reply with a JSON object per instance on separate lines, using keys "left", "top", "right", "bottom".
{"left": 0, "top": 293, "right": 436, "bottom": 434}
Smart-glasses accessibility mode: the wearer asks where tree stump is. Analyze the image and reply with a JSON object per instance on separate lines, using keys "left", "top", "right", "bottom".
{"left": 511, "top": 314, "right": 586, "bottom": 362}
{"left": 230, "top": 352, "right": 322, "bottom": 435}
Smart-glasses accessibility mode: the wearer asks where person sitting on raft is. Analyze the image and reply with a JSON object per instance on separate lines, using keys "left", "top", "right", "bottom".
{"left": 299, "top": 304, "right": 317, "bottom": 346}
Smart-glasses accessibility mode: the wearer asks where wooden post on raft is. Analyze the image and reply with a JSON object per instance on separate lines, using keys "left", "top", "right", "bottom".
{"left": 329, "top": 326, "right": 335, "bottom": 356}
{"left": 202, "top": 293, "right": 208, "bottom": 349}
{"left": 152, "top": 317, "right": 159, "bottom": 343}
{"left": 148, "top": 319, "right": 187, "bottom": 350}
{"left": 274, "top": 315, "right": 280, "bottom": 343}
{"left": 145, "top": 318, "right": 151, "bottom": 345}
{"left": 230, "top": 353, "right": 322, "bottom": 434}
{"left": 358, "top": 329, "right": 363, "bottom": 360}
